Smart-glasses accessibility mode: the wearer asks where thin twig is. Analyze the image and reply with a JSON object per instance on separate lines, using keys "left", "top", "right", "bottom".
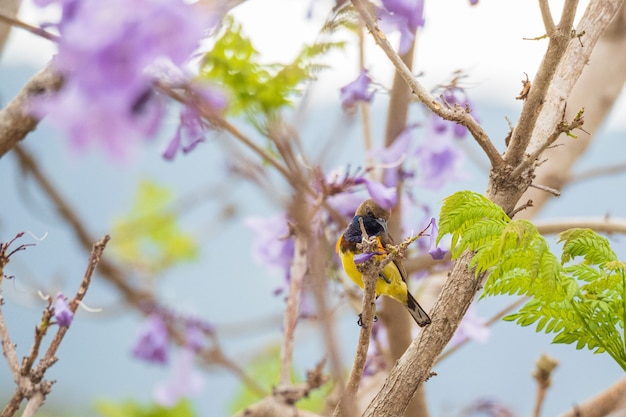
{"left": 532, "top": 353, "right": 559, "bottom": 417}
{"left": 529, "top": 183, "right": 561, "bottom": 197}
{"left": 0, "top": 289, "right": 20, "bottom": 381}
{"left": 512, "top": 108, "right": 585, "bottom": 178}
{"left": 538, "top": 0, "right": 556, "bottom": 35}
{"left": 509, "top": 199, "right": 534, "bottom": 218}
{"left": 12, "top": 145, "right": 269, "bottom": 397}
{"left": 332, "top": 219, "right": 379, "bottom": 417}
{"left": 0, "top": 11, "right": 60, "bottom": 42}
{"left": 36, "top": 236, "right": 109, "bottom": 378}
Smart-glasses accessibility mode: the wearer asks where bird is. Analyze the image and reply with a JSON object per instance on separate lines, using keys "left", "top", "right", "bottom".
{"left": 335, "top": 199, "right": 432, "bottom": 327}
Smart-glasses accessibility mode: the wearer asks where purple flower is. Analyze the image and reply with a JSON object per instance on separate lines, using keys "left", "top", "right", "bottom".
{"left": 132, "top": 314, "right": 169, "bottom": 364}
{"left": 354, "top": 252, "right": 381, "bottom": 264}
{"left": 378, "top": 0, "right": 425, "bottom": 54}
{"left": 363, "top": 179, "right": 397, "bottom": 210}
{"left": 464, "top": 398, "right": 515, "bottom": 417}
{"left": 53, "top": 293, "right": 73, "bottom": 328}
{"left": 33, "top": 0, "right": 214, "bottom": 159}
{"left": 449, "top": 305, "right": 490, "bottom": 346}
{"left": 428, "top": 217, "right": 447, "bottom": 260}
{"left": 184, "top": 324, "right": 204, "bottom": 352}
{"left": 415, "top": 120, "right": 467, "bottom": 190}
{"left": 162, "top": 84, "right": 228, "bottom": 160}
{"left": 245, "top": 212, "right": 295, "bottom": 281}
{"left": 340, "top": 70, "right": 374, "bottom": 111}
{"left": 437, "top": 86, "right": 478, "bottom": 139}
{"left": 153, "top": 348, "right": 205, "bottom": 407}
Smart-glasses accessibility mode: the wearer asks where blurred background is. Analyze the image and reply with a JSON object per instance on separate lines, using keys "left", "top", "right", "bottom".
{"left": 1, "top": 0, "right": 625, "bottom": 416}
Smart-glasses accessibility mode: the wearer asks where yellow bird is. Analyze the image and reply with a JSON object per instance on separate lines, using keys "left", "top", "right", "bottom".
{"left": 336, "top": 199, "right": 431, "bottom": 327}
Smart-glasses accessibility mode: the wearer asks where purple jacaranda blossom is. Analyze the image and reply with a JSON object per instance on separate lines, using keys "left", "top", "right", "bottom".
{"left": 363, "top": 178, "right": 397, "bottom": 210}
{"left": 53, "top": 293, "right": 73, "bottom": 328}
{"left": 34, "top": 0, "right": 79, "bottom": 23}
{"left": 319, "top": 166, "right": 396, "bottom": 213}
{"left": 132, "top": 314, "right": 169, "bottom": 364}
{"left": 435, "top": 86, "right": 478, "bottom": 139}
{"left": 153, "top": 348, "right": 205, "bottom": 407}
{"left": 415, "top": 119, "right": 467, "bottom": 190}
{"left": 449, "top": 305, "right": 490, "bottom": 346}
{"left": 340, "top": 70, "right": 375, "bottom": 111}
{"left": 32, "top": 0, "right": 213, "bottom": 159}
{"left": 378, "top": 0, "right": 425, "bottom": 54}
{"left": 463, "top": 398, "right": 515, "bottom": 417}
{"left": 163, "top": 83, "right": 228, "bottom": 160}
{"left": 245, "top": 212, "right": 295, "bottom": 282}
{"left": 184, "top": 324, "right": 205, "bottom": 352}
{"left": 354, "top": 251, "right": 384, "bottom": 264}
{"left": 468, "top": 0, "right": 479, "bottom": 5}
{"left": 428, "top": 217, "right": 447, "bottom": 260}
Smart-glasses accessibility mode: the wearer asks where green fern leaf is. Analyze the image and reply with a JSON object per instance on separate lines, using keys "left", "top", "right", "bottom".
{"left": 439, "top": 191, "right": 626, "bottom": 372}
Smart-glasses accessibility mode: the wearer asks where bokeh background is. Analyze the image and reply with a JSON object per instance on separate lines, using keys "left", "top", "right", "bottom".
{"left": 1, "top": 0, "right": 625, "bottom": 416}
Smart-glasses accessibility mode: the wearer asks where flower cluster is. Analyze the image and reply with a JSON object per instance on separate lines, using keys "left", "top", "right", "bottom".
{"left": 378, "top": 0, "right": 425, "bottom": 54}
{"left": 32, "top": 0, "right": 215, "bottom": 159}
{"left": 339, "top": 70, "right": 375, "bottom": 112}
{"left": 131, "top": 313, "right": 210, "bottom": 405}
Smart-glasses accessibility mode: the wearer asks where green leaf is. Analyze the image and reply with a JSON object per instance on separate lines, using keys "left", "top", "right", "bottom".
{"left": 438, "top": 190, "right": 626, "bottom": 372}
{"left": 200, "top": 15, "right": 344, "bottom": 128}
{"left": 95, "top": 399, "right": 196, "bottom": 417}
{"left": 110, "top": 179, "right": 198, "bottom": 274}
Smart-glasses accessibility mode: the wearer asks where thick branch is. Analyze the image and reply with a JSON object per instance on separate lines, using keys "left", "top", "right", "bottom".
{"left": 534, "top": 217, "right": 626, "bottom": 235}
{"left": 0, "top": 64, "right": 62, "bottom": 159}
{"left": 517, "top": 1, "right": 626, "bottom": 218}
{"left": 333, "top": 227, "right": 380, "bottom": 417}
{"left": 362, "top": 252, "right": 481, "bottom": 416}
{"left": 505, "top": 0, "right": 580, "bottom": 166}
{"left": 558, "top": 377, "right": 626, "bottom": 417}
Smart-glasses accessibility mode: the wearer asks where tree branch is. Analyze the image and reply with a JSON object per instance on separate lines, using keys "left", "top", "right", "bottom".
{"left": 361, "top": 252, "right": 482, "bottom": 416}
{"left": 558, "top": 377, "right": 626, "bottom": 417}
{"left": 505, "top": 0, "right": 581, "bottom": 166}
{"left": 0, "top": 0, "right": 22, "bottom": 56}
{"left": 534, "top": 217, "right": 626, "bottom": 235}
{"left": 0, "top": 64, "right": 62, "bottom": 159}
{"left": 11, "top": 145, "right": 269, "bottom": 397}
{"left": 350, "top": 0, "right": 503, "bottom": 170}
{"left": 538, "top": 0, "right": 556, "bottom": 35}
{"left": 333, "top": 221, "right": 380, "bottom": 417}
{"left": 517, "top": 0, "right": 626, "bottom": 219}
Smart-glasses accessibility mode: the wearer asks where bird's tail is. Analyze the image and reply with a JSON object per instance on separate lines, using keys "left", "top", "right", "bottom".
{"left": 406, "top": 291, "right": 431, "bottom": 327}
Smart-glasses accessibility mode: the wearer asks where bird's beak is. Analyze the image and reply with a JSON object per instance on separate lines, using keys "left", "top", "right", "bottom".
{"left": 375, "top": 217, "right": 388, "bottom": 233}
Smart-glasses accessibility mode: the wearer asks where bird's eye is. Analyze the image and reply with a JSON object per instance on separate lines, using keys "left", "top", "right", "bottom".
{"left": 367, "top": 209, "right": 373, "bottom": 216}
